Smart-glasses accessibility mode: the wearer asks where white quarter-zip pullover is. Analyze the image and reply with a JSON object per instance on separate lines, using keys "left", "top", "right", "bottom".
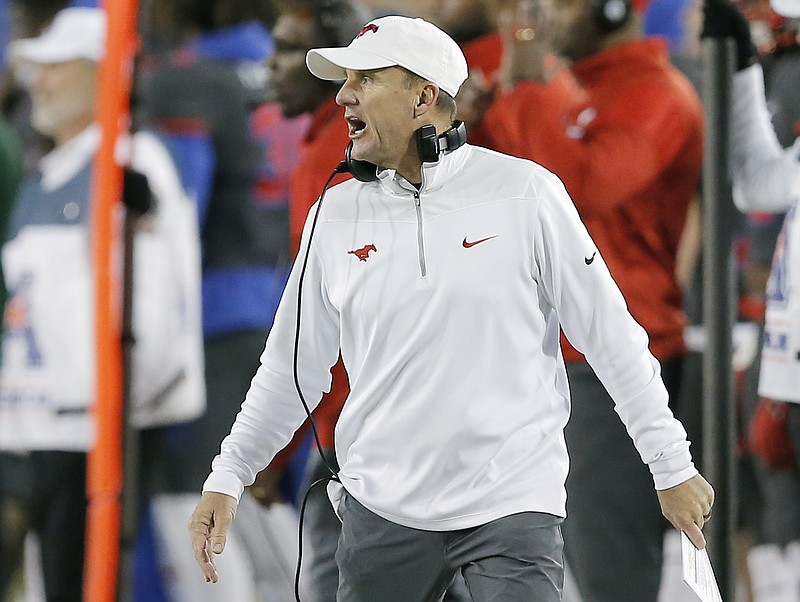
{"left": 203, "top": 144, "right": 696, "bottom": 530}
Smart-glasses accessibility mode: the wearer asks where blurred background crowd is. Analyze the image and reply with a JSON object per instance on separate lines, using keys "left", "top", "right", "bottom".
{"left": 0, "top": 0, "right": 798, "bottom": 601}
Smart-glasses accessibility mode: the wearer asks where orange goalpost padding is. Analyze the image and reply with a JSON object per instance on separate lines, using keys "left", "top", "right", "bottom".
{"left": 85, "top": 0, "right": 139, "bottom": 600}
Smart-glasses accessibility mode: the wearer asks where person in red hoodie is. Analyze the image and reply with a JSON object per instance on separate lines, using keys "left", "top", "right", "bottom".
{"left": 461, "top": 1, "right": 705, "bottom": 600}
{"left": 248, "top": 2, "right": 367, "bottom": 601}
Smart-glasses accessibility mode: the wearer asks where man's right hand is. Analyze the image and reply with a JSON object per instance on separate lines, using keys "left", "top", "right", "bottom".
{"left": 188, "top": 491, "right": 238, "bottom": 583}
{"left": 496, "top": 0, "right": 554, "bottom": 88}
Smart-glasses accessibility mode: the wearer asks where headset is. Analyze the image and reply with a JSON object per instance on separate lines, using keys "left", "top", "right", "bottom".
{"left": 340, "top": 120, "right": 468, "bottom": 183}
{"left": 591, "top": 0, "right": 632, "bottom": 32}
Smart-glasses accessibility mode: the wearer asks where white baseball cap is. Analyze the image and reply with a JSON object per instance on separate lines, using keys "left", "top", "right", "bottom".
{"left": 7, "top": 7, "right": 106, "bottom": 65}
{"left": 306, "top": 15, "right": 468, "bottom": 97}
{"left": 771, "top": 0, "right": 800, "bottom": 17}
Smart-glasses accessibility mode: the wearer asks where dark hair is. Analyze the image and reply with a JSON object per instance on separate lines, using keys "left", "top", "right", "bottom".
{"left": 274, "top": 0, "right": 371, "bottom": 48}
{"left": 170, "top": 0, "right": 277, "bottom": 31}
{"left": 315, "top": 0, "right": 371, "bottom": 47}
{"left": 403, "top": 71, "right": 458, "bottom": 121}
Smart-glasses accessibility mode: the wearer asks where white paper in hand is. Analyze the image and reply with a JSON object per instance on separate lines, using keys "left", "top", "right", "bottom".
{"left": 681, "top": 531, "right": 724, "bottom": 602}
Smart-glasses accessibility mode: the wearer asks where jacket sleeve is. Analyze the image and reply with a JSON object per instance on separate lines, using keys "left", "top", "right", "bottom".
{"left": 128, "top": 131, "right": 206, "bottom": 428}
{"left": 485, "top": 69, "right": 700, "bottom": 218}
{"left": 202, "top": 203, "right": 342, "bottom": 501}
{"left": 530, "top": 169, "right": 697, "bottom": 489}
{"left": 731, "top": 64, "right": 800, "bottom": 213}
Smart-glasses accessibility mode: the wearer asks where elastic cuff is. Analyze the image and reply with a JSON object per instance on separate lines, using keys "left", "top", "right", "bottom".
{"left": 202, "top": 470, "right": 245, "bottom": 503}
{"left": 649, "top": 442, "right": 697, "bottom": 489}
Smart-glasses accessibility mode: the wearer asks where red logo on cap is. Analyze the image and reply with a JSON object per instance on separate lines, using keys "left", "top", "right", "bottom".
{"left": 356, "top": 24, "right": 379, "bottom": 39}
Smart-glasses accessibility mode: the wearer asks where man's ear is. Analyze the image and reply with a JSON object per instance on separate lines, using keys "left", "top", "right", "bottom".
{"left": 413, "top": 83, "right": 439, "bottom": 118}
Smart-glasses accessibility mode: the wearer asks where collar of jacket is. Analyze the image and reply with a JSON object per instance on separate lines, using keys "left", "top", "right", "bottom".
{"left": 376, "top": 143, "right": 472, "bottom": 196}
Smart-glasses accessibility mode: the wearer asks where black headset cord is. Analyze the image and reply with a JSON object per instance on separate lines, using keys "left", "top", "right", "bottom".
{"left": 291, "top": 162, "right": 349, "bottom": 602}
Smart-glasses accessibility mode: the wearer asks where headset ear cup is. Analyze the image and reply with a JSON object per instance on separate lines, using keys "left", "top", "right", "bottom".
{"left": 591, "top": 0, "right": 632, "bottom": 31}
{"left": 345, "top": 141, "right": 379, "bottom": 182}
{"left": 445, "top": 121, "right": 467, "bottom": 151}
{"left": 416, "top": 124, "right": 440, "bottom": 163}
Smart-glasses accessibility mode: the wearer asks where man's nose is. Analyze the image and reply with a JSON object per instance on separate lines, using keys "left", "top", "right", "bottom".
{"left": 335, "top": 83, "right": 355, "bottom": 107}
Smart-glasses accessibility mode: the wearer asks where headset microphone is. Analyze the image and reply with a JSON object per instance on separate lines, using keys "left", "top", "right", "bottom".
{"left": 338, "top": 142, "right": 379, "bottom": 182}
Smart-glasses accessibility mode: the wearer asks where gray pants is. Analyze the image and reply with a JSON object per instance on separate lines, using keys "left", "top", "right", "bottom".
{"left": 304, "top": 451, "right": 343, "bottom": 602}
{"left": 302, "top": 453, "right": 470, "bottom": 602}
{"left": 335, "top": 491, "right": 564, "bottom": 602}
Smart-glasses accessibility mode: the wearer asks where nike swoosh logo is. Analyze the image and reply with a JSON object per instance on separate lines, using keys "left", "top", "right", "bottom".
{"left": 463, "top": 235, "right": 498, "bottom": 248}
{"left": 585, "top": 251, "right": 597, "bottom": 265}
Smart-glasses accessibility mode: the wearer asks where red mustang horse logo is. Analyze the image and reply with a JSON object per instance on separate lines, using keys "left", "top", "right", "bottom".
{"left": 348, "top": 244, "right": 377, "bottom": 262}
{"left": 356, "top": 23, "right": 379, "bottom": 38}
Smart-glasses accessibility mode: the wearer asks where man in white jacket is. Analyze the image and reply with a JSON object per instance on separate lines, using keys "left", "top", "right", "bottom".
{"left": 190, "top": 15, "right": 714, "bottom": 601}
{"left": 0, "top": 8, "right": 205, "bottom": 601}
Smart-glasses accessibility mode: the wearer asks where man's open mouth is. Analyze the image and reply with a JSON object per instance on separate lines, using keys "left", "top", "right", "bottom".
{"left": 347, "top": 116, "right": 367, "bottom": 138}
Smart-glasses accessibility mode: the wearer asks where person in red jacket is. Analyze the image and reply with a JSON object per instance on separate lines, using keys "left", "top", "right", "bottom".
{"left": 248, "top": 2, "right": 367, "bottom": 601}
{"left": 462, "top": 1, "right": 705, "bottom": 600}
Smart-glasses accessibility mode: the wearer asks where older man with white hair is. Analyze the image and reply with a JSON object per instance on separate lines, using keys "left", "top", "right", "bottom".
{"left": 0, "top": 7, "right": 205, "bottom": 601}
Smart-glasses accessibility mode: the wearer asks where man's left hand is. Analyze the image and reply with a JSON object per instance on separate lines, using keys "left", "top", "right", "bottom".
{"left": 656, "top": 473, "right": 715, "bottom": 549}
